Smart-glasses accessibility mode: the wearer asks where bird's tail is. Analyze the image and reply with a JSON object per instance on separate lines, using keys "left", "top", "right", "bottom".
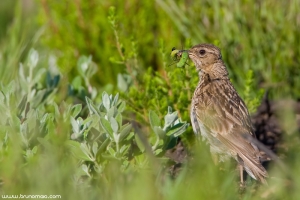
{"left": 218, "top": 133, "right": 268, "bottom": 183}
{"left": 237, "top": 153, "right": 268, "bottom": 184}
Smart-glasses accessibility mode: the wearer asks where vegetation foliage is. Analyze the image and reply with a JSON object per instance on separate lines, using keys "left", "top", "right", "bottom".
{"left": 0, "top": 0, "right": 300, "bottom": 199}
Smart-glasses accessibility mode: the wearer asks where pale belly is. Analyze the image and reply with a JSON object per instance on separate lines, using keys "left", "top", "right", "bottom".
{"left": 191, "top": 109, "right": 233, "bottom": 162}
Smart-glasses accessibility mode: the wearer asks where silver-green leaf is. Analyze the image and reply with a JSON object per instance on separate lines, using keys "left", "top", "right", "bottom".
{"left": 149, "top": 110, "right": 161, "bottom": 130}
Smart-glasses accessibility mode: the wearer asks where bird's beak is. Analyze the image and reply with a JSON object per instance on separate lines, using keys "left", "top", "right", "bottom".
{"left": 177, "top": 50, "right": 189, "bottom": 58}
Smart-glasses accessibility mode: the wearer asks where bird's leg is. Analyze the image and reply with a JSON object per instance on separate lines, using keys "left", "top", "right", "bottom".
{"left": 239, "top": 165, "right": 245, "bottom": 187}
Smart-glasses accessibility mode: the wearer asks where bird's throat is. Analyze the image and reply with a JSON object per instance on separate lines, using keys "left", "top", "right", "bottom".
{"left": 199, "top": 63, "right": 229, "bottom": 83}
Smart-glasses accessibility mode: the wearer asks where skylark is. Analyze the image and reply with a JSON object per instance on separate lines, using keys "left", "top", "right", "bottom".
{"left": 177, "top": 44, "right": 268, "bottom": 184}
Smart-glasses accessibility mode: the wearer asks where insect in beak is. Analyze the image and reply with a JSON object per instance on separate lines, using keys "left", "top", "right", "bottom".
{"left": 170, "top": 48, "right": 189, "bottom": 68}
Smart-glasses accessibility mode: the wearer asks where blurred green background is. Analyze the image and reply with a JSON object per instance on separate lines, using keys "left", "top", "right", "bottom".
{"left": 0, "top": 0, "right": 300, "bottom": 199}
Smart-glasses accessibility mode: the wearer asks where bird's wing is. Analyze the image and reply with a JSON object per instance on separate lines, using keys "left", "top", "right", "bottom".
{"left": 194, "top": 81, "right": 252, "bottom": 137}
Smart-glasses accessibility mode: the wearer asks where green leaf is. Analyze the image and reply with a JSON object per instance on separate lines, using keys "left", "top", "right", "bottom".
{"left": 149, "top": 110, "right": 161, "bottom": 130}
{"left": 165, "top": 137, "right": 178, "bottom": 150}
{"left": 107, "top": 146, "right": 116, "bottom": 157}
{"left": 28, "top": 48, "right": 39, "bottom": 69}
{"left": 32, "top": 68, "right": 46, "bottom": 85}
{"left": 112, "top": 93, "right": 119, "bottom": 106}
{"left": 85, "top": 97, "right": 100, "bottom": 116}
{"left": 19, "top": 63, "right": 26, "bottom": 83}
{"left": 53, "top": 102, "right": 60, "bottom": 117}
{"left": 107, "top": 107, "right": 116, "bottom": 119}
{"left": 79, "top": 143, "right": 95, "bottom": 161}
{"left": 65, "top": 141, "right": 94, "bottom": 161}
{"left": 32, "top": 146, "right": 38, "bottom": 154}
{"left": 72, "top": 76, "right": 82, "bottom": 90}
{"left": 125, "top": 132, "right": 134, "bottom": 141}
{"left": 98, "top": 138, "right": 110, "bottom": 154}
{"left": 81, "top": 164, "right": 90, "bottom": 177}
{"left": 135, "top": 134, "right": 145, "bottom": 152}
{"left": 117, "top": 101, "right": 126, "bottom": 112}
{"left": 1, "top": 80, "right": 15, "bottom": 97}
{"left": 166, "top": 122, "right": 189, "bottom": 137}
{"left": 92, "top": 142, "right": 98, "bottom": 156}
{"left": 99, "top": 117, "right": 113, "bottom": 138}
{"left": 154, "top": 149, "right": 163, "bottom": 155}
{"left": 117, "top": 74, "right": 128, "bottom": 92}
{"left": 52, "top": 75, "right": 60, "bottom": 88}
{"left": 119, "top": 144, "right": 129, "bottom": 154}
{"left": 102, "top": 92, "right": 111, "bottom": 111}
{"left": 77, "top": 55, "right": 90, "bottom": 76}
{"left": 88, "top": 127, "right": 101, "bottom": 141}
{"left": 31, "top": 89, "right": 46, "bottom": 107}
{"left": 109, "top": 57, "right": 124, "bottom": 64}
{"left": 71, "top": 104, "right": 82, "bottom": 118}
{"left": 70, "top": 117, "right": 79, "bottom": 134}
{"left": 17, "top": 95, "right": 28, "bottom": 116}
{"left": 115, "top": 113, "right": 122, "bottom": 128}
{"left": 153, "top": 126, "right": 166, "bottom": 139}
{"left": 163, "top": 108, "right": 178, "bottom": 130}
{"left": 119, "top": 123, "right": 132, "bottom": 141}
{"left": 109, "top": 117, "right": 119, "bottom": 133}
{"left": 85, "top": 60, "right": 98, "bottom": 78}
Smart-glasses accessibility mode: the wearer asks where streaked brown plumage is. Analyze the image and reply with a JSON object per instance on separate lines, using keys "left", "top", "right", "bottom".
{"left": 180, "top": 44, "right": 267, "bottom": 183}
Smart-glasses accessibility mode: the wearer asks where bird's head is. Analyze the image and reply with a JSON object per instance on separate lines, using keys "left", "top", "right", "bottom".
{"left": 176, "top": 44, "right": 228, "bottom": 79}
{"left": 186, "top": 44, "right": 223, "bottom": 72}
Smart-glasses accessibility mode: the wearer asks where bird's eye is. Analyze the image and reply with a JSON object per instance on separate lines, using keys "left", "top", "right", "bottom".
{"left": 172, "top": 47, "right": 176, "bottom": 51}
{"left": 199, "top": 49, "right": 206, "bottom": 55}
